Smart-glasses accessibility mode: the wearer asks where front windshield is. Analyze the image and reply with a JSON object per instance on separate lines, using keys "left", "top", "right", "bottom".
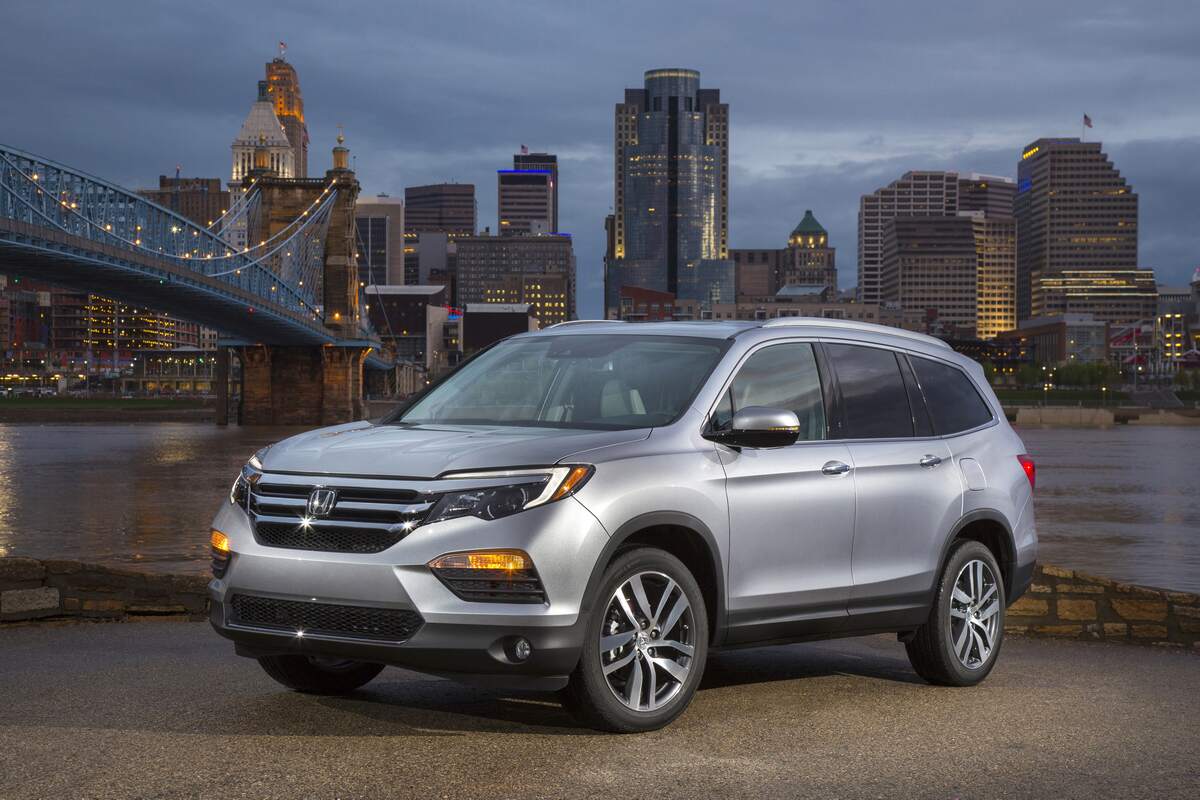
{"left": 397, "top": 334, "right": 728, "bottom": 430}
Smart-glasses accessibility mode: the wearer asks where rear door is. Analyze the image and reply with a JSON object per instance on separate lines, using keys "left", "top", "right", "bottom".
{"left": 822, "top": 342, "right": 964, "bottom": 622}
{"left": 715, "top": 341, "right": 857, "bottom": 643}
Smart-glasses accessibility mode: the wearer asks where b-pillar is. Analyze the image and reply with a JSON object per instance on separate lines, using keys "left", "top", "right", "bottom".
{"left": 232, "top": 137, "right": 370, "bottom": 426}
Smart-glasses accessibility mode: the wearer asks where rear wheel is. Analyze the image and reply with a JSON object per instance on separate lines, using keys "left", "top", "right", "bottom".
{"left": 563, "top": 548, "right": 708, "bottom": 732}
{"left": 257, "top": 654, "right": 384, "bottom": 694}
{"left": 906, "top": 540, "right": 1006, "bottom": 686}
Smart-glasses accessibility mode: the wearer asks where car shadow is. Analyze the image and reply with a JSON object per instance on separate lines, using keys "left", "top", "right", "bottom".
{"left": 2, "top": 637, "right": 924, "bottom": 738}
{"left": 289, "top": 637, "right": 925, "bottom": 735}
{"left": 700, "top": 638, "right": 926, "bottom": 691}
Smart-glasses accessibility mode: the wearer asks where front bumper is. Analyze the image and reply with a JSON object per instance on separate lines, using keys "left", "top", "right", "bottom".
{"left": 208, "top": 494, "right": 607, "bottom": 691}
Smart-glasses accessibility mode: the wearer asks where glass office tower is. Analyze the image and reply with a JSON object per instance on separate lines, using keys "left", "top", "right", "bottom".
{"left": 606, "top": 69, "right": 732, "bottom": 314}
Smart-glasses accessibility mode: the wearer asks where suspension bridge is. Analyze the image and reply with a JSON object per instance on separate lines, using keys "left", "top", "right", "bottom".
{"left": 0, "top": 141, "right": 391, "bottom": 424}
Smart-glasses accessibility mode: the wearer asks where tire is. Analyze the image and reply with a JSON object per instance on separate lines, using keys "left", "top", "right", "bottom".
{"left": 906, "top": 539, "right": 1006, "bottom": 686}
{"left": 562, "top": 547, "right": 709, "bottom": 733}
{"left": 257, "top": 655, "right": 385, "bottom": 694}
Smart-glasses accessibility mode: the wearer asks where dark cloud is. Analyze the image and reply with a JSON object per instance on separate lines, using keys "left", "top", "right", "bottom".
{"left": 2, "top": 1, "right": 1197, "bottom": 318}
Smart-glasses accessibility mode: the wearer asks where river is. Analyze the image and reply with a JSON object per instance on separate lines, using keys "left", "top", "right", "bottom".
{"left": 1, "top": 422, "right": 1197, "bottom": 592}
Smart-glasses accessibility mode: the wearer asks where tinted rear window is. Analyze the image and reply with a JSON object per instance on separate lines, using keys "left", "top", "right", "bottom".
{"left": 911, "top": 356, "right": 994, "bottom": 434}
{"left": 826, "top": 344, "right": 913, "bottom": 439}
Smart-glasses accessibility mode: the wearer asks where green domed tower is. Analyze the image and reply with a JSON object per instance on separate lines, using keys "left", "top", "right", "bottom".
{"left": 781, "top": 210, "right": 836, "bottom": 291}
{"left": 788, "top": 209, "right": 828, "bottom": 248}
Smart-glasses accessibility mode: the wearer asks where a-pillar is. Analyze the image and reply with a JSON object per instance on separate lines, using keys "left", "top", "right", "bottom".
{"left": 237, "top": 344, "right": 369, "bottom": 426}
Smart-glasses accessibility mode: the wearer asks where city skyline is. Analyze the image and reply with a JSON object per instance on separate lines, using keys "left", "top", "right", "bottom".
{"left": 2, "top": 2, "right": 1198, "bottom": 320}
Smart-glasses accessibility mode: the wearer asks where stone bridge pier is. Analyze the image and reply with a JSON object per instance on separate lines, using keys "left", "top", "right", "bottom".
{"left": 219, "top": 139, "right": 372, "bottom": 426}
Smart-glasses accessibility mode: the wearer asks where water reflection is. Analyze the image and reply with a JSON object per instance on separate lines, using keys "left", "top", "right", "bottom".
{"left": 0, "top": 424, "right": 296, "bottom": 573}
{"left": 0, "top": 423, "right": 1196, "bottom": 592}
{"left": 1016, "top": 425, "right": 1200, "bottom": 593}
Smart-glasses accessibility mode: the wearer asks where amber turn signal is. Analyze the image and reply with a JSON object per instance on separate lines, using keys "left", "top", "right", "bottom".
{"left": 551, "top": 465, "right": 593, "bottom": 502}
{"left": 211, "top": 529, "right": 231, "bottom": 553}
{"left": 429, "top": 550, "right": 531, "bottom": 572}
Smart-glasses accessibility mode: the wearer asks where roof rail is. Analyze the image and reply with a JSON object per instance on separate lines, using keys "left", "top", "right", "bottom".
{"left": 759, "top": 317, "right": 951, "bottom": 350}
{"left": 543, "top": 319, "right": 626, "bottom": 329}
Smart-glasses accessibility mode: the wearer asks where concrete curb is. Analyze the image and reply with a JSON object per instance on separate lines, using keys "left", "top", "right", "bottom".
{"left": 2, "top": 558, "right": 1198, "bottom": 650}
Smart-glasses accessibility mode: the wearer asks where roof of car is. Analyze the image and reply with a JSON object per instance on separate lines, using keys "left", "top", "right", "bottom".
{"left": 530, "top": 318, "right": 952, "bottom": 352}
{"left": 527, "top": 319, "right": 757, "bottom": 339}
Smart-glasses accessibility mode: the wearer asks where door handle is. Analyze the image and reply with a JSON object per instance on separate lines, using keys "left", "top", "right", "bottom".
{"left": 821, "top": 460, "right": 851, "bottom": 476}
{"left": 919, "top": 454, "right": 943, "bottom": 468}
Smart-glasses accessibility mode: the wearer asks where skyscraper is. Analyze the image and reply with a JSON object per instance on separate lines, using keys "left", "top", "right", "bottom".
{"left": 455, "top": 232, "right": 576, "bottom": 323}
{"left": 511, "top": 150, "right": 558, "bottom": 232}
{"left": 881, "top": 216, "right": 978, "bottom": 337}
{"left": 955, "top": 175, "right": 1018, "bottom": 339}
{"left": 403, "top": 183, "right": 476, "bottom": 288}
{"left": 966, "top": 212, "right": 1017, "bottom": 339}
{"left": 605, "top": 68, "right": 732, "bottom": 313}
{"left": 1014, "top": 138, "right": 1138, "bottom": 321}
{"left": 231, "top": 81, "right": 295, "bottom": 181}
{"left": 355, "top": 195, "right": 406, "bottom": 286}
{"left": 498, "top": 157, "right": 554, "bottom": 236}
{"left": 265, "top": 56, "right": 308, "bottom": 178}
{"left": 404, "top": 184, "right": 476, "bottom": 235}
{"left": 858, "top": 171, "right": 958, "bottom": 304}
{"left": 958, "top": 174, "right": 1016, "bottom": 216}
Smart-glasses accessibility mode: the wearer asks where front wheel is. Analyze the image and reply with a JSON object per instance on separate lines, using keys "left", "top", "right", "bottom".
{"left": 563, "top": 548, "right": 709, "bottom": 732}
{"left": 257, "top": 654, "right": 384, "bottom": 694}
{"left": 906, "top": 539, "right": 1006, "bottom": 686}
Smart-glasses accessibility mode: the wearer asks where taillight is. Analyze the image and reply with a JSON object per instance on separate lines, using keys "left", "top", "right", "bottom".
{"left": 1017, "top": 455, "right": 1035, "bottom": 491}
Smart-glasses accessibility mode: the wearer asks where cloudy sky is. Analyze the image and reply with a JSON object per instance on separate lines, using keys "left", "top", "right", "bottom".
{"left": 3, "top": 1, "right": 1197, "bottom": 318}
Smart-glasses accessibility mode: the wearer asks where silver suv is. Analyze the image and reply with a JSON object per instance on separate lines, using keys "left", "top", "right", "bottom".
{"left": 210, "top": 319, "right": 1037, "bottom": 732}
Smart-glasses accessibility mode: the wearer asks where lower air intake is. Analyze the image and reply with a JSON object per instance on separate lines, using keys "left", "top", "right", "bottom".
{"left": 229, "top": 594, "right": 423, "bottom": 642}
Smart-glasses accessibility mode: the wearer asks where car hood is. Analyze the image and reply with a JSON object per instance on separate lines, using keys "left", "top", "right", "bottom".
{"left": 258, "top": 421, "right": 651, "bottom": 478}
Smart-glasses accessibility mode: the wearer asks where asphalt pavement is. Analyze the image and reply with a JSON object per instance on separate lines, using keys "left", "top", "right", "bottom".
{"left": 0, "top": 620, "right": 1196, "bottom": 799}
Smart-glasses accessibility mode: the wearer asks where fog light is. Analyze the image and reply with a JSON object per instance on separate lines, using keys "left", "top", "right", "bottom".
{"left": 512, "top": 637, "right": 532, "bottom": 662}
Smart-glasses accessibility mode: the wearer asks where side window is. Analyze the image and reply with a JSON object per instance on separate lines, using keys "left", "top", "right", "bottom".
{"left": 713, "top": 343, "right": 827, "bottom": 441}
{"left": 825, "top": 344, "right": 913, "bottom": 439}
{"left": 910, "top": 356, "right": 994, "bottom": 434}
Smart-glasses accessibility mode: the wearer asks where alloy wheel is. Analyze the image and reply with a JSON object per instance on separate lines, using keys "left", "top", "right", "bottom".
{"left": 949, "top": 558, "right": 1001, "bottom": 669}
{"left": 599, "top": 570, "right": 695, "bottom": 712}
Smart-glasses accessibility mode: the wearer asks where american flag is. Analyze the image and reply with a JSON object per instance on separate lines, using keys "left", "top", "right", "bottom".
{"left": 278, "top": 41, "right": 287, "bottom": 56}
{"left": 1083, "top": 114, "right": 1093, "bottom": 129}
{"left": 520, "top": 144, "right": 529, "bottom": 155}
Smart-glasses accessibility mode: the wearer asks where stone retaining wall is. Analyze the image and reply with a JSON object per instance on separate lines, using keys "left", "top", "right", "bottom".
{"left": 2, "top": 558, "right": 1198, "bottom": 650}
{"left": 0, "top": 558, "right": 208, "bottom": 623}
{"left": 1007, "top": 565, "right": 1200, "bottom": 649}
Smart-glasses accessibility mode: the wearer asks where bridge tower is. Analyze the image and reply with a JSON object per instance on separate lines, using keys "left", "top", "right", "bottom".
{"left": 229, "top": 135, "right": 372, "bottom": 426}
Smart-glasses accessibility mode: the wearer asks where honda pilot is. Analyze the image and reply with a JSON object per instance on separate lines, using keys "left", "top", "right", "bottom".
{"left": 209, "top": 319, "right": 1037, "bottom": 732}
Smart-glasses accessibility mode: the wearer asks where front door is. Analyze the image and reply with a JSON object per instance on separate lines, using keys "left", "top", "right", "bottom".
{"left": 714, "top": 341, "right": 856, "bottom": 644}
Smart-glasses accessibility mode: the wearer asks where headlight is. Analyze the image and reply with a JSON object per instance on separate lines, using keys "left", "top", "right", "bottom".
{"left": 229, "top": 446, "right": 269, "bottom": 506}
{"left": 425, "top": 465, "right": 593, "bottom": 524}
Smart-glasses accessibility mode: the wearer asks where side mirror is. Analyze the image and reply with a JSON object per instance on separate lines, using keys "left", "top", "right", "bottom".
{"left": 703, "top": 406, "right": 801, "bottom": 449}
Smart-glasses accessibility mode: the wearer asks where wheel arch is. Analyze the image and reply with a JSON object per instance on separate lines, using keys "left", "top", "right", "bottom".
{"left": 582, "top": 511, "right": 727, "bottom": 647}
{"left": 938, "top": 509, "right": 1017, "bottom": 603}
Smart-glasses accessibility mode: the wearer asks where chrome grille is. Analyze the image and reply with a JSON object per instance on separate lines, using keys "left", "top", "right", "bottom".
{"left": 229, "top": 594, "right": 423, "bottom": 642}
{"left": 248, "top": 476, "right": 438, "bottom": 554}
